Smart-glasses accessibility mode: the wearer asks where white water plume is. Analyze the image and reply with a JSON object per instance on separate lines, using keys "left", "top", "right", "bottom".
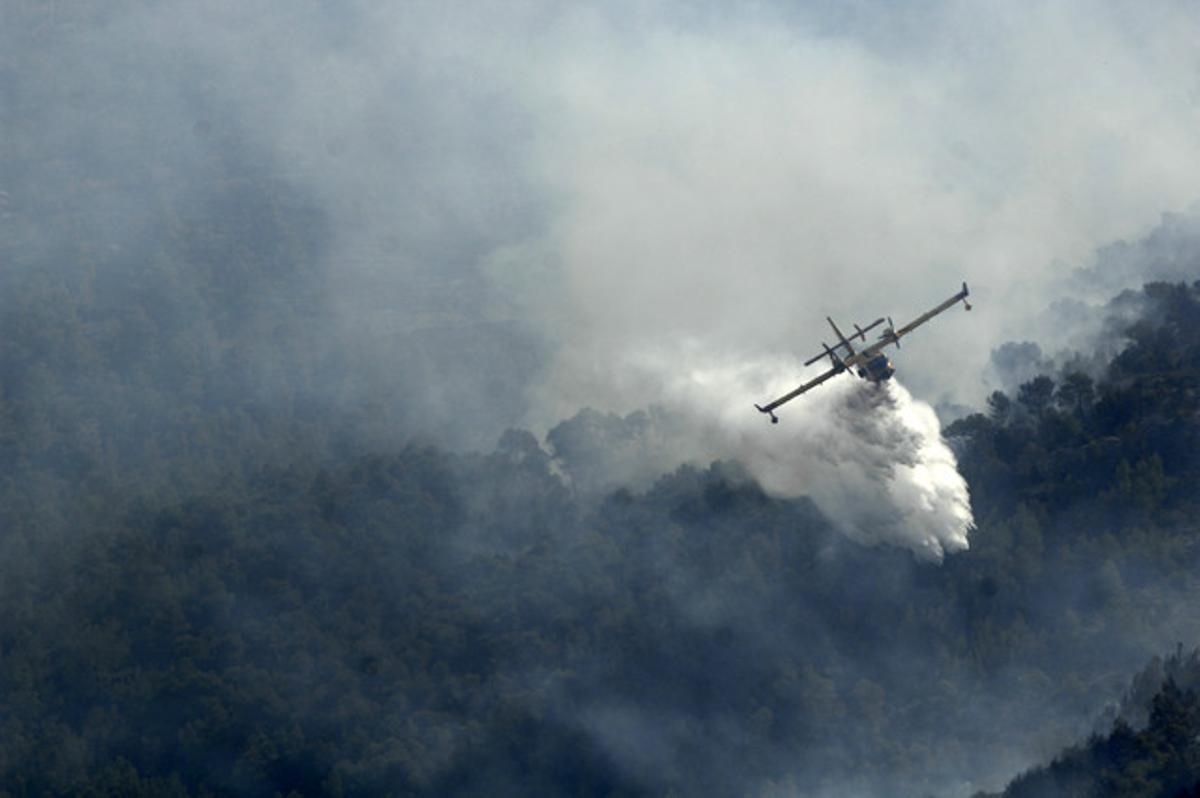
{"left": 639, "top": 349, "right": 974, "bottom": 561}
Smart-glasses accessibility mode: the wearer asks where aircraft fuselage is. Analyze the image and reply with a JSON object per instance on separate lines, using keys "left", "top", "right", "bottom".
{"left": 857, "top": 353, "right": 895, "bottom": 382}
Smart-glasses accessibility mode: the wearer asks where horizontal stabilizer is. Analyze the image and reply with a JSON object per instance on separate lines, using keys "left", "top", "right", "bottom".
{"left": 804, "top": 342, "right": 840, "bottom": 367}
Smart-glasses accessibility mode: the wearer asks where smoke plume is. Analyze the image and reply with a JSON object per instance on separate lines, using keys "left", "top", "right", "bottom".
{"left": 554, "top": 345, "right": 974, "bottom": 560}
{"left": 14, "top": 0, "right": 1192, "bottom": 554}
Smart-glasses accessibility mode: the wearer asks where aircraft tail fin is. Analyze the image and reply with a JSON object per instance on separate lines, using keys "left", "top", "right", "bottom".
{"left": 827, "top": 317, "right": 855, "bottom": 354}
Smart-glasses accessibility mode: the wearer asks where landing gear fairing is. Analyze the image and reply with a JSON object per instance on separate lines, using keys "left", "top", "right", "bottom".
{"left": 754, "top": 282, "right": 971, "bottom": 423}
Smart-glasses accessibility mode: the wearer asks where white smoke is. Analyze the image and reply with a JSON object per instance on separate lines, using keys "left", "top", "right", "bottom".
{"left": 502, "top": 0, "right": 1200, "bottom": 417}
{"left": 616, "top": 345, "right": 974, "bottom": 561}
{"left": 88, "top": 0, "right": 1190, "bottom": 559}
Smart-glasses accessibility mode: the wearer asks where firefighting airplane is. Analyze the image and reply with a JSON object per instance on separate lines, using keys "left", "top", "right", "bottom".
{"left": 754, "top": 282, "right": 971, "bottom": 423}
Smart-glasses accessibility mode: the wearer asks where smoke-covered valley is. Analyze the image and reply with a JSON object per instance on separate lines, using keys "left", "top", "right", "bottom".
{"left": 4, "top": 2, "right": 1200, "bottom": 796}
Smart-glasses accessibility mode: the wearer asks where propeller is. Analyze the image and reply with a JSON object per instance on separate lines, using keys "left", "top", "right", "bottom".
{"left": 887, "top": 316, "right": 899, "bottom": 347}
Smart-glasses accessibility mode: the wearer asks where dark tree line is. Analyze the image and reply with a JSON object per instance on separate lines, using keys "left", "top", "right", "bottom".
{"left": 989, "top": 672, "right": 1200, "bottom": 798}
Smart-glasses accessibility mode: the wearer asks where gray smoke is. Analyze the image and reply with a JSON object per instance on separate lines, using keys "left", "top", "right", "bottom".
{"left": 7, "top": 3, "right": 1200, "bottom": 796}
{"left": 497, "top": 1, "right": 1200, "bottom": 418}
{"left": 24, "top": 1, "right": 1198, "bottom": 437}
{"left": 602, "top": 348, "right": 973, "bottom": 559}
{"left": 12, "top": 0, "right": 1196, "bottom": 557}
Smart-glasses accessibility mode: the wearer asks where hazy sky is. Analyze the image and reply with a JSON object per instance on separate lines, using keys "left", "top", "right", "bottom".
{"left": 13, "top": 0, "right": 1200, "bottom": 450}
{"left": 47, "top": 0, "right": 1197, "bottom": 409}
{"left": 496, "top": 0, "right": 1200, "bottom": 416}
{"left": 203, "top": 0, "right": 1196, "bottom": 421}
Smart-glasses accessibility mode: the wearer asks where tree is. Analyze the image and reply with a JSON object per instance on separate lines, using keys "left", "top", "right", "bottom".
{"left": 987, "top": 390, "right": 1013, "bottom": 423}
{"left": 1017, "top": 376, "right": 1056, "bottom": 418}
{"left": 1055, "top": 371, "right": 1095, "bottom": 417}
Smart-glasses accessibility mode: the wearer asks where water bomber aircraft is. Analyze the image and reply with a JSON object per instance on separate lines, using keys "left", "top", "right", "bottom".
{"left": 755, "top": 282, "right": 971, "bottom": 423}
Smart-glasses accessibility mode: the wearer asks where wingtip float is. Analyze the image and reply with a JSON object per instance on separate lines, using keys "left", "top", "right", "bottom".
{"left": 755, "top": 282, "right": 971, "bottom": 424}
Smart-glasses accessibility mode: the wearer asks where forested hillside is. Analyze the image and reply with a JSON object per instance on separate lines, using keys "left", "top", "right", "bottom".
{"left": 986, "top": 648, "right": 1200, "bottom": 797}
{"left": 3, "top": 123, "right": 1200, "bottom": 793}
{"left": 5, "top": 5, "right": 1200, "bottom": 797}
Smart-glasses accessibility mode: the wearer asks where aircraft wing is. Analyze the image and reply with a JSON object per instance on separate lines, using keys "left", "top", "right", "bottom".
{"left": 755, "top": 365, "right": 843, "bottom": 423}
{"left": 862, "top": 282, "right": 970, "bottom": 356}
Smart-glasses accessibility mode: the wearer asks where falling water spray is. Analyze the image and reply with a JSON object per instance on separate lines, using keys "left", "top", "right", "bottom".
{"left": 629, "top": 349, "right": 974, "bottom": 561}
